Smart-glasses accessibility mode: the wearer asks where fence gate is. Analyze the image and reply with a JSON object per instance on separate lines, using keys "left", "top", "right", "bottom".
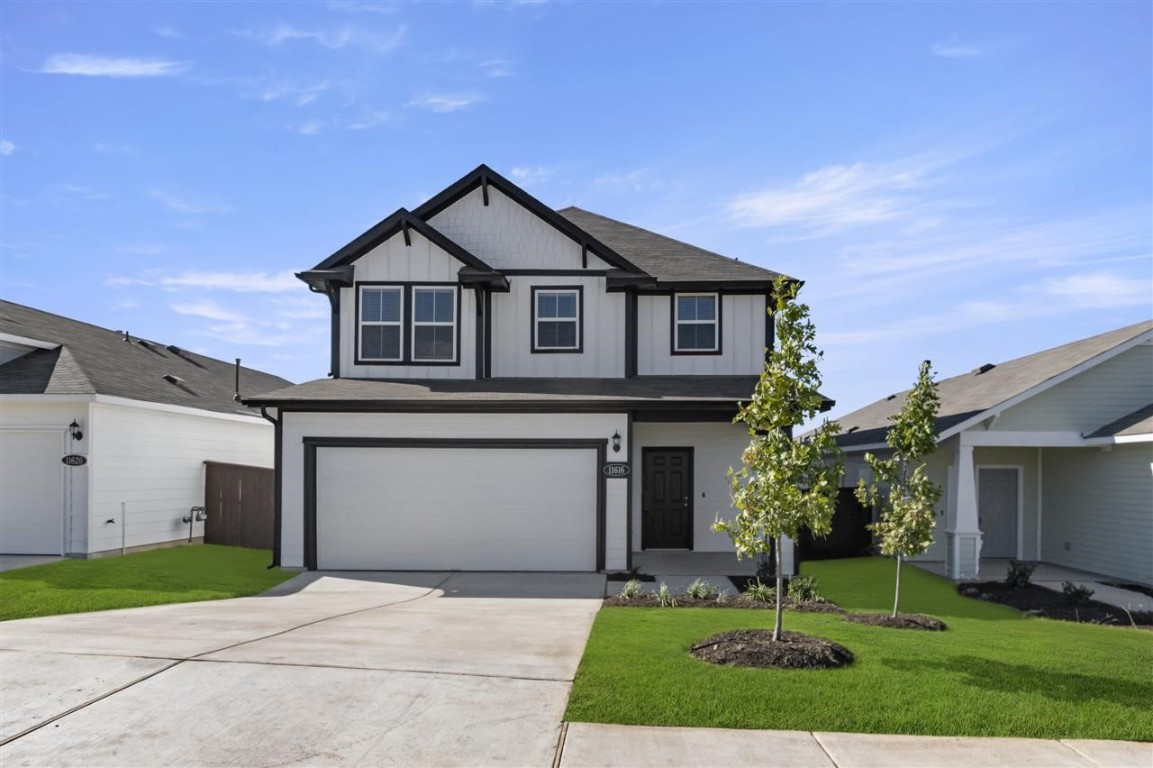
{"left": 204, "top": 461, "right": 274, "bottom": 550}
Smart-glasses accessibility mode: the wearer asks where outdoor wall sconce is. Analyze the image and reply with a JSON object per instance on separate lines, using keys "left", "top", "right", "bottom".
{"left": 611, "top": 431, "right": 621, "bottom": 453}
{"left": 68, "top": 420, "right": 83, "bottom": 442}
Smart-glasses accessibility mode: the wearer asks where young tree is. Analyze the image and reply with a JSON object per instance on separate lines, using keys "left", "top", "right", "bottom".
{"left": 855, "top": 360, "right": 942, "bottom": 618}
{"left": 713, "top": 277, "right": 843, "bottom": 642}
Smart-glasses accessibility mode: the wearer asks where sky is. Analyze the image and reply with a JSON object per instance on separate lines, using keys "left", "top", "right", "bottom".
{"left": 1, "top": 0, "right": 1150, "bottom": 420}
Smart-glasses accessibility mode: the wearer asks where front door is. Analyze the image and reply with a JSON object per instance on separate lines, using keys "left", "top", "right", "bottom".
{"left": 978, "top": 467, "right": 1019, "bottom": 558}
{"left": 642, "top": 448, "right": 693, "bottom": 549}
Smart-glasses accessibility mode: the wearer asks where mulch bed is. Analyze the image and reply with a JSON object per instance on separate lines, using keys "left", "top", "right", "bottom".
{"left": 604, "top": 572, "right": 656, "bottom": 582}
{"left": 690, "top": 629, "right": 854, "bottom": 669}
{"left": 844, "top": 613, "right": 947, "bottom": 631}
{"left": 604, "top": 594, "right": 843, "bottom": 611}
{"left": 960, "top": 582, "right": 1153, "bottom": 628}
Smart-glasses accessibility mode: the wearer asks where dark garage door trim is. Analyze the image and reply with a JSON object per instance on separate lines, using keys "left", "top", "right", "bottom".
{"left": 302, "top": 437, "right": 607, "bottom": 571}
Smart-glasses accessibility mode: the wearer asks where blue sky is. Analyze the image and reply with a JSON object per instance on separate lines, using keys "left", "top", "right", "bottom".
{"left": 2, "top": 1, "right": 1150, "bottom": 417}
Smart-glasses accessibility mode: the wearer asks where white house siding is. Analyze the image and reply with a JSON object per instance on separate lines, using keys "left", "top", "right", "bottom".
{"left": 630, "top": 421, "right": 748, "bottom": 553}
{"left": 1041, "top": 443, "right": 1153, "bottom": 585}
{"left": 992, "top": 345, "right": 1153, "bottom": 433}
{"left": 0, "top": 400, "right": 88, "bottom": 555}
{"left": 636, "top": 294, "right": 767, "bottom": 376}
{"left": 339, "top": 229, "right": 477, "bottom": 379}
{"left": 428, "top": 186, "right": 611, "bottom": 271}
{"left": 490, "top": 275, "right": 625, "bottom": 377}
{"left": 279, "top": 411, "right": 629, "bottom": 570}
{"left": 87, "top": 402, "right": 273, "bottom": 555}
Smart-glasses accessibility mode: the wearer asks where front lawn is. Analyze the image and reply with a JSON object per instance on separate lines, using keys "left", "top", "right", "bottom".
{"left": 0, "top": 545, "right": 296, "bottom": 621}
{"left": 566, "top": 557, "right": 1153, "bottom": 740}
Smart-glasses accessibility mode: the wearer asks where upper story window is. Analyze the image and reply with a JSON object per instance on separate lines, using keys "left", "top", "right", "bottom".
{"left": 360, "top": 286, "right": 403, "bottom": 362}
{"left": 673, "top": 293, "right": 720, "bottom": 354}
{"left": 532, "top": 287, "right": 582, "bottom": 353}
{"left": 412, "top": 287, "right": 457, "bottom": 362}
{"left": 357, "top": 284, "right": 459, "bottom": 365}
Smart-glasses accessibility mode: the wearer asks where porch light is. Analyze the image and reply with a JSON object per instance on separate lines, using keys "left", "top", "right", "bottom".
{"left": 68, "top": 420, "right": 83, "bottom": 442}
{"left": 611, "top": 431, "right": 621, "bottom": 453}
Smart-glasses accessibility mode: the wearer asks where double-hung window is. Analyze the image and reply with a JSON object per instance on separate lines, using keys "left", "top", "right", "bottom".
{"left": 411, "top": 287, "right": 457, "bottom": 362}
{"left": 673, "top": 293, "right": 719, "bottom": 353}
{"left": 360, "top": 286, "right": 403, "bottom": 361}
{"left": 533, "top": 287, "right": 581, "bottom": 352}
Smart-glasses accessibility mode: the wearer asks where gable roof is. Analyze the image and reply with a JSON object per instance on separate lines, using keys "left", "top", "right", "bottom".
{"left": 834, "top": 320, "right": 1153, "bottom": 449}
{"left": 557, "top": 207, "right": 789, "bottom": 286}
{"left": 1086, "top": 403, "right": 1153, "bottom": 439}
{"left": 0, "top": 301, "right": 293, "bottom": 418}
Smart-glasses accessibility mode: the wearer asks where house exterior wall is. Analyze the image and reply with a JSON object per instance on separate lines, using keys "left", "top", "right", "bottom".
{"left": 1041, "top": 443, "right": 1153, "bottom": 585}
{"left": 974, "top": 446, "right": 1040, "bottom": 560}
{"left": 992, "top": 344, "right": 1153, "bottom": 433}
{"left": 278, "top": 411, "right": 629, "bottom": 570}
{"left": 87, "top": 402, "right": 273, "bottom": 555}
{"left": 490, "top": 275, "right": 625, "bottom": 377}
{"left": 428, "top": 186, "right": 611, "bottom": 271}
{"left": 630, "top": 421, "right": 748, "bottom": 553}
{"left": 636, "top": 294, "right": 767, "bottom": 375}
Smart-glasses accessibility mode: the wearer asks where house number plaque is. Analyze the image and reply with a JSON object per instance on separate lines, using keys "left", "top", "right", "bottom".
{"left": 602, "top": 462, "right": 631, "bottom": 478}
{"left": 61, "top": 454, "right": 87, "bottom": 466}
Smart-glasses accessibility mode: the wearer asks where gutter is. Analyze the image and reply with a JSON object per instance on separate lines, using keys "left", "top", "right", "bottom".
{"left": 259, "top": 406, "right": 283, "bottom": 570}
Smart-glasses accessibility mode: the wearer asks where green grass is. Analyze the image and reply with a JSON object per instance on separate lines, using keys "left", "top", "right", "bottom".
{"left": 0, "top": 545, "right": 296, "bottom": 621}
{"left": 567, "top": 557, "right": 1153, "bottom": 740}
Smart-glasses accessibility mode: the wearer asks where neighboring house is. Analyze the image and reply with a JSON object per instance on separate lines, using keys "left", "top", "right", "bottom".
{"left": 834, "top": 321, "right": 1153, "bottom": 585}
{"left": 246, "top": 164, "right": 800, "bottom": 572}
{"left": 0, "top": 301, "right": 293, "bottom": 557}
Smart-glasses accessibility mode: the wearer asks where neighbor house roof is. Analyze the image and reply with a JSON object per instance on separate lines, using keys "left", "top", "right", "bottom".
{"left": 1086, "top": 403, "right": 1153, "bottom": 440}
{"left": 0, "top": 301, "right": 293, "bottom": 417}
{"left": 834, "top": 320, "right": 1153, "bottom": 449}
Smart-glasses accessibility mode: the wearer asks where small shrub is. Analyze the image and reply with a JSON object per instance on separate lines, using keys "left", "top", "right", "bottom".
{"left": 715, "top": 592, "right": 730, "bottom": 606}
{"left": 786, "top": 575, "right": 826, "bottom": 604}
{"left": 685, "top": 578, "right": 719, "bottom": 600}
{"left": 745, "top": 579, "right": 776, "bottom": 603}
{"left": 1062, "top": 581, "right": 1095, "bottom": 606}
{"left": 618, "top": 579, "right": 644, "bottom": 600}
{"left": 1005, "top": 560, "right": 1036, "bottom": 589}
{"left": 657, "top": 582, "right": 677, "bottom": 608}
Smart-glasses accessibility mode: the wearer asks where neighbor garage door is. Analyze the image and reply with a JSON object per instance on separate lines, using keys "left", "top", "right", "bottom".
{"left": 0, "top": 430, "right": 65, "bottom": 554}
{"left": 314, "top": 445, "right": 598, "bottom": 571}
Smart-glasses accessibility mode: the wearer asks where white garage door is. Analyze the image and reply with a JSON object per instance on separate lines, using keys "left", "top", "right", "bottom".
{"left": 0, "top": 430, "right": 65, "bottom": 555}
{"left": 316, "top": 446, "right": 597, "bottom": 571}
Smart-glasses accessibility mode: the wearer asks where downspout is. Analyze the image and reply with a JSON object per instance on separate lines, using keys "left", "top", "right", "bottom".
{"left": 327, "top": 288, "right": 341, "bottom": 378}
{"left": 260, "top": 406, "right": 283, "bottom": 569}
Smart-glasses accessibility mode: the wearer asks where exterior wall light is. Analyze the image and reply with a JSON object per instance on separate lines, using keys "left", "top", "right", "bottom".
{"left": 611, "top": 431, "right": 621, "bottom": 453}
{"left": 69, "top": 420, "right": 84, "bottom": 442}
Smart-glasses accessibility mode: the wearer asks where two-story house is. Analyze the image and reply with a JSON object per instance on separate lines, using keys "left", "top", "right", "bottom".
{"left": 248, "top": 165, "right": 794, "bottom": 572}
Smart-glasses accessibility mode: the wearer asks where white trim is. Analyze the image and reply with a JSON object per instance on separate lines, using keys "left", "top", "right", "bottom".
{"left": 938, "top": 328, "right": 1153, "bottom": 442}
{"left": 359, "top": 285, "right": 404, "bottom": 363}
{"left": 839, "top": 441, "right": 890, "bottom": 454}
{"left": 977, "top": 464, "right": 1025, "bottom": 560}
{"left": 410, "top": 286, "right": 458, "bottom": 363}
{"left": 1106, "top": 433, "right": 1153, "bottom": 445}
{"left": 1036, "top": 447, "right": 1043, "bottom": 562}
{"left": 673, "top": 292, "right": 719, "bottom": 353}
{"left": 533, "top": 288, "right": 581, "bottom": 351}
{"left": 0, "top": 332, "right": 59, "bottom": 350}
{"left": 960, "top": 430, "right": 1088, "bottom": 448}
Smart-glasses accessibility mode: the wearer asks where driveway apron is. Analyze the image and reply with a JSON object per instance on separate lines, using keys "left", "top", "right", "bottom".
{"left": 0, "top": 571, "right": 604, "bottom": 767}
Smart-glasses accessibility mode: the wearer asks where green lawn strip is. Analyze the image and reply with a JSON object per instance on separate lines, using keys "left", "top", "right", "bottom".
{"left": 567, "top": 557, "right": 1153, "bottom": 740}
{"left": 0, "top": 545, "right": 296, "bottom": 621}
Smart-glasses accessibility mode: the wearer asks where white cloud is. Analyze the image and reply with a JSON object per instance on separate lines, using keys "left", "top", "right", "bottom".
{"left": 39, "top": 53, "right": 188, "bottom": 78}
{"left": 347, "top": 110, "right": 390, "bottom": 129}
{"left": 407, "top": 92, "right": 482, "bottom": 113}
{"left": 244, "top": 22, "right": 406, "bottom": 54}
{"left": 480, "top": 57, "right": 514, "bottom": 77}
{"left": 510, "top": 166, "right": 552, "bottom": 186}
{"left": 297, "top": 119, "right": 324, "bottom": 136}
{"left": 108, "top": 270, "right": 301, "bottom": 293}
{"left": 196, "top": 321, "right": 320, "bottom": 347}
{"left": 326, "top": 0, "right": 398, "bottom": 12}
{"left": 261, "top": 80, "right": 330, "bottom": 106}
{"left": 61, "top": 183, "right": 111, "bottom": 200}
{"left": 171, "top": 300, "right": 248, "bottom": 323}
{"left": 148, "top": 189, "right": 233, "bottom": 214}
{"left": 1029, "top": 270, "right": 1153, "bottom": 309}
{"left": 932, "top": 42, "right": 985, "bottom": 59}
{"left": 153, "top": 25, "right": 183, "bottom": 39}
{"left": 594, "top": 167, "right": 671, "bottom": 194}
{"left": 0, "top": 140, "right": 14, "bottom": 156}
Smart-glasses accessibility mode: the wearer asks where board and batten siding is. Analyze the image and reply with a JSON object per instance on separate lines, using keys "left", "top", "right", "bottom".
{"left": 278, "top": 411, "right": 629, "bottom": 571}
{"left": 1041, "top": 443, "right": 1153, "bottom": 586}
{"left": 428, "top": 186, "right": 611, "bottom": 271}
{"left": 490, "top": 275, "right": 624, "bottom": 377}
{"left": 637, "top": 294, "right": 767, "bottom": 375}
{"left": 339, "top": 228, "right": 477, "bottom": 379}
{"left": 992, "top": 344, "right": 1153, "bottom": 434}
{"left": 87, "top": 402, "right": 273, "bottom": 555}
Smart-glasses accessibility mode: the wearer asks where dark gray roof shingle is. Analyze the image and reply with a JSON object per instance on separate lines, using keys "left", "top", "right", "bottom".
{"left": 1086, "top": 403, "right": 1153, "bottom": 439}
{"left": 0, "top": 301, "right": 293, "bottom": 417}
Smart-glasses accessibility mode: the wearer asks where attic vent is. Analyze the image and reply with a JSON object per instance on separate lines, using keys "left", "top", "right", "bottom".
{"left": 847, "top": 426, "right": 859, "bottom": 434}
{"left": 973, "top": 363, "right": 996, "bottom": 375}
{"left": 166, "top": 344, "right": 183, "bottom": 355}
{"left": 163, "top": 374, "right": 184, "bottom": 385}
{"left": 886, "top": 394, "right": 897, "bottom": 401}
{"left": 137, "top": 339, "right": 154, "bottom": 350}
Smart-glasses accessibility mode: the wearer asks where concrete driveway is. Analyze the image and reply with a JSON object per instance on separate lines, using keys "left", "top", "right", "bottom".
{"left": 0, "top": 571, "right": 604, "bottom": 767}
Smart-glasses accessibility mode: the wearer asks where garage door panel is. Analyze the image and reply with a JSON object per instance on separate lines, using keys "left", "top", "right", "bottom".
{"left": 0, "top": 430, "right": 64, "bottom": 554}
{"left": 317, "top": 447, "right": 597, "bottom": 571}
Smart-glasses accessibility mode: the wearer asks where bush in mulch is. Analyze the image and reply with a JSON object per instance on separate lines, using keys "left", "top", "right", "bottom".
{"left": 960, "top": 582, "right": 1153, "bottom": 628}
{"left": 844, "top": 613, "right": 947, "bottom": 631}
{"left": 604, "top": 593, "right": 844, "bottom": 611}
{"left": 690, "top": 629, "right": 854, "bottom": 669}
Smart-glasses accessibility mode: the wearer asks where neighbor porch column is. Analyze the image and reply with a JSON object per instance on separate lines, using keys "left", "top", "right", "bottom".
{"left": 947, "top": 442, "right": 982, "bottom": 580}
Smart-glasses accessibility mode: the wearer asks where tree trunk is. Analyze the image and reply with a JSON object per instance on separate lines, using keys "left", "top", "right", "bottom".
{"left": 772, "top": 536, "right": 784, "bottom": 642}
{"left": 892, "top": 553, "right": 903, "bottom": 618}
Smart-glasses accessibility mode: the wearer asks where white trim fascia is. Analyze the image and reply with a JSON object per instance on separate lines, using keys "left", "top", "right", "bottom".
{"left": 938, "top": 327, "right": 1153, "bottom": 442}
{"left": 0, "top": 332, "right": 60, "bottom": 350}
{"left": 839, "top": 441, "right": 890, "bottom": 454}
{"left": 1, "top": 394, "right": 97, "bottom": 404}
{"left": 1083, "top": 433, "right": 1153, "bottom": 446}
{"left": 960, "top": 430, "right": 1088, "bottom": 448}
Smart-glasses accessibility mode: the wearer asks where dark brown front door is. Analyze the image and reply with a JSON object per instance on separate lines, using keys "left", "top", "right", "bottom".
{"left": 642, "top": 448, "right": 693, "bottom": 549}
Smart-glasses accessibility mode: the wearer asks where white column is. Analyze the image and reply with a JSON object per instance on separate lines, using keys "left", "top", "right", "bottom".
{"left": 947, "top": 443, "right": 982, "bottom": 580}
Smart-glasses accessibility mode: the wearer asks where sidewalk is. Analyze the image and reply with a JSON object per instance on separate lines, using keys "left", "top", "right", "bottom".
{"left": 557, "top": 723, "right": 1151, "bottom": 768}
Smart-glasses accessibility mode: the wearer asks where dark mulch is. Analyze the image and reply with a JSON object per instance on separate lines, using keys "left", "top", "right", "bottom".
{"left": 690, "top": 629, "right": 854, "bottom": 669}
{"left": 960, "top": 582, "right": 1153, "bottom": 627}
{"left": 844, "top": 612, "right": 947, "bottom": 631}
{"left": 604, "top": 594, "right": 843, "bottom": 611}
{"left": 604, "top": 571, "right": 656, "bottom": 582}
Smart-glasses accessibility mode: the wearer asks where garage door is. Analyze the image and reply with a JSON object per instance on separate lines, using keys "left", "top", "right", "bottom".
{"left": 0, "top": 430, "right": 65, "bottom": 554}
{"left": 315, "top": 446, "right": 598, "bottom": 571}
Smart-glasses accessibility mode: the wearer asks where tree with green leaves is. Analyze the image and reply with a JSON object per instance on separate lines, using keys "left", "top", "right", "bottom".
{"left": 713, "top": 277, "right": 843, "bottom": 642}
{"left": 855, "top": 360, "right": 942, "bottom": 618}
